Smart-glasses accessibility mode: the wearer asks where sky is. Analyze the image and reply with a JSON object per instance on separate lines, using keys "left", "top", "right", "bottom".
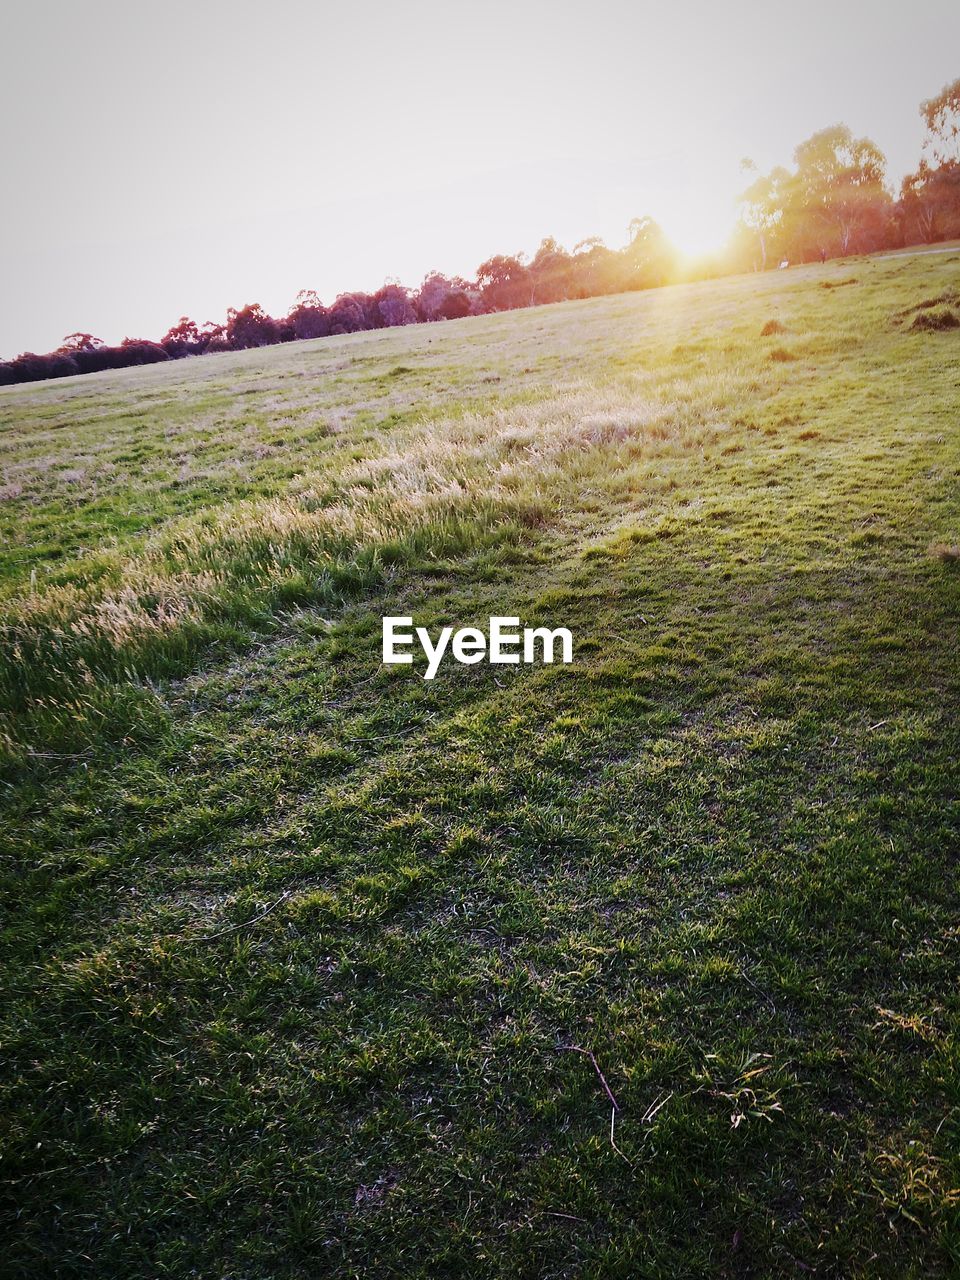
{"left": 2, "top": 0, "right": 959, "bottom": 356}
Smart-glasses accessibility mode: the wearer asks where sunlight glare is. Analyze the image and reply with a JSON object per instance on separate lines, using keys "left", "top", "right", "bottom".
{"left": 659, "top": 190, "right": 737, "bottom": 260}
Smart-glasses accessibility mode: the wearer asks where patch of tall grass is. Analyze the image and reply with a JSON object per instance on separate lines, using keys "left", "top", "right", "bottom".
{"left": 1, "top": 377, "right": 734, "bottom": 763}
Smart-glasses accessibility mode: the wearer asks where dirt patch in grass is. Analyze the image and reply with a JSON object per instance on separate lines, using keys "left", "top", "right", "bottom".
{"left": 760, "top": 319, "right": 786, "bottom": 337}
{"left": 769, "top": 346, "right": 798, "bottom": 362}
{"left": 820, "top": 277, "right": 858, "bottom": 290}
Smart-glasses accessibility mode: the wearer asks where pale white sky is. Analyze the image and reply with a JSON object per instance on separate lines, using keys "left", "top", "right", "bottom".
{"left": 2, "top": 0, "right": 959, "bottom": 356}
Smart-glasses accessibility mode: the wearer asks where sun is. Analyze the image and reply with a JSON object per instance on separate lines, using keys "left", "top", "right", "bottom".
{"left": 659, "top": 192, "right": 737, "bottom": 260}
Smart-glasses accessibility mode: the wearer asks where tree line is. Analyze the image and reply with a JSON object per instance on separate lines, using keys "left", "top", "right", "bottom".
{"left": 3, "top": 77, "right": 958, "bottom": 387}
{"left": 735, "top": 79, "right": 960, "bottom": 269}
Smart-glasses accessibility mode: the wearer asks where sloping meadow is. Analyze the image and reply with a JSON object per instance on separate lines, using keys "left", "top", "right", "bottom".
{"left": 2, "top": 252, "right": 960, "bottom": 1275}
{"left": 0, "top": 299, "right": 785, "bottom": 765}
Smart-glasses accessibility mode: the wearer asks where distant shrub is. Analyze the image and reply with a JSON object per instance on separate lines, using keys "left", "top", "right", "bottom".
{"left": 225, "top": 303, "right": 279, "bottom": 349}
{"left": 4, "top": 351, "right": 80, "bottom": 382}
{"left": 760, "top": 319, "right": 786, "bottom": 336}
{"left": 910, "top": 308, "right": 960, "bottom": 331}
{"left": 289, "top": 305, "right": 331, "bottom": 340}
{"left": 439, "top": 291, "right": 471, "bottom": 320}
{"left": 769, "top": 347, "right": 798, "bottom": 362}
{"left": 46, "top": 353, "right": 82, "bottom": 377}
{"left": 0, "top": 342, "right": 170, "bottom": 385}
{"left": 117, "top": 340, "right": 170, "bottom": 366}
{"left": 375, "top": 286, "right": 417, "bottom": 328}
{"left": 327, "top": 293, "right": 369, "bottom": 334}
{"left": 71, "top": 347, "right": 116, "bottom": 374}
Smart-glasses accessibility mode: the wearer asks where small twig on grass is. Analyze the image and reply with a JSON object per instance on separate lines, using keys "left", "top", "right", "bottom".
{"left": 934, "top": 1107, "right": 956, "bottom": 1137}
{"left": 26, "top": 749, "right": 92, "bottom": 761}
{"left": 194, "top": 890, "right": 293, "bottom": 942}
{"left": 558, "top": 1045, "right": 620, "bottom": 1110}
{"left": 741, "top": 965, "right": 778, "bottom": 1013}
{"left": 641, "top": 1090, "right": 674, "bottom": 1125}
{"left": 786, "top": 1254, "right": 815, "bottom": 1273}
{"left": 609, "top": 1106, "right": 634, "bottom": 1167}
{"left": 559, "top": 1045, "right": 634, "bottom": 1166}
{"left": 867, "top": 720, "right": 890, "bottom": 732}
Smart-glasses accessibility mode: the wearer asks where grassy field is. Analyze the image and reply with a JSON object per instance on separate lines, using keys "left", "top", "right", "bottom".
{"left": 2, "top": 251, "right": 959, "bottom": 1277}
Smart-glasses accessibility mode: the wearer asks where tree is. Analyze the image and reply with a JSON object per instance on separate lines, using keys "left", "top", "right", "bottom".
{"left": 900, "top": 163, "right": 938, "bottom": 243}
{"left": 199, "top": 321, "right": 228, "bottom": 351}
{"left": 438, "top": 290, "right": 471, "bottom": 320}
{"left": 415, "top": 273, "right": 474, "bottom": 321}
{"left": 373, "top": 283, "right": 417, "bottom": 328}
{"left": 529, "top": 237, "right": 573, "bottom": 303}
{"left": 327, "top": 293, "right": 369, "bottom": 334}
{"left": 225, "top": 303, "right": 279, "bottom": 349}
{"left": 160, "top": 316, "right": 204, "bottom": 356}
{"left": 899, "top": 79, "right": 960, "bottom": 246}
{"left": 162, "top": 317, "right": 200, "bottom": 345}
{"left": 792, "top": 125, "right": 891, "bottom": 257}
{"left": 921, "top": 78, "right": 960, "bottom": 168}
{"left": 58, "top": 333, "right": 104, "bottom": 352}
{"left": 476, "top": 254, "right": 533, "bottom": 311}
{"left": 568, "top": 238, "right": 616, "bottom": 298}
{"left": 4, "top": 351, "right": 79, "bottom": 382}
{"left": 737, "top": 162, "right": 791, "bottom": 269}
{"left": 623, "top": 216, "right": 676, "bottom": 286}
{"left": 119, "top": 338, "right": 169, "bottom": 365}
{"left": 287, "top": 290, "right": 330, "bottom": 340}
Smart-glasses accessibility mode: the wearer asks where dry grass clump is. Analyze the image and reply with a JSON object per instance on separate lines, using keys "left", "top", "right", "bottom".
{"left": 820, "top": 277, "right": 858, "bottom": 290}
{"left": 892, "top": 290, "right": 960, "bottom": 327}
{"left": 910, "top": 308, "right": 960, "bottom": 332}
{"left": 760, "top": 319, "right": 786, "bottom": 337}
{"left": 912, "top": 290, "right": 960, "bottom": 311}
{"left": 769, "top": 347, "right": 798, "bottom": 362}
{"left": 928, "top": 540, "right": 960, "bottom": 562}
{"left": 0, "top": 486, "right": 526, "bottom": 706}
{"left": 352, "top": 383, "right": 682, "bottom": 496}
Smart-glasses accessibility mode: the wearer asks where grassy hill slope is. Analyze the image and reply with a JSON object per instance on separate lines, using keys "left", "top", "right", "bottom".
{"left": 2, "top": 253, "right": 959, "bottom": 1277}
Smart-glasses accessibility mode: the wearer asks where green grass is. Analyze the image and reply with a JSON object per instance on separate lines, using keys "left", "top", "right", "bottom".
{"left": 2, "top": 251, "right": 960, "bottom": 1277}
